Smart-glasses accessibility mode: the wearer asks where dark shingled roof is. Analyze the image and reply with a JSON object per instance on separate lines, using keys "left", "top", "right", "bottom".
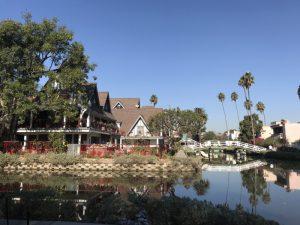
{"left": 98, "top": 92, "right": 109, "bottom": 106}
{"left": 110, "top": 98, "right": 140, "bottom": 109}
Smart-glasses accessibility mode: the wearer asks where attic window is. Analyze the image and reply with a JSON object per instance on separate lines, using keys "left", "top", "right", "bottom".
{"left": 114, "top": 102, "right": 124, "bottom": 109}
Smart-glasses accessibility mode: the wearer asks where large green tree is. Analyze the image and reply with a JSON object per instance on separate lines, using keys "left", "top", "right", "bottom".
{"left": 148, "top": 108, "right": 207, "bottom": 147}
{"left": 239, "top": 114, "right": 263, "bottom": 143}
{"left": 0, "top": 14, "right": 95, "bottom": 139}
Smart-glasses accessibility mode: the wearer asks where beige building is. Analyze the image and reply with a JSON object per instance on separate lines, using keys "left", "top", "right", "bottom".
{"left": 271, "top": 120, "right": 300, "bottom": 145}
{"left": 260, "top": 125, "right": 274, "bottom": 139}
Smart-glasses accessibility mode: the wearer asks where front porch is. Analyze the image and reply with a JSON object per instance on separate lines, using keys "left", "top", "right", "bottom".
{"left": 16, "top": 128, "right": 120, "bottom": 151}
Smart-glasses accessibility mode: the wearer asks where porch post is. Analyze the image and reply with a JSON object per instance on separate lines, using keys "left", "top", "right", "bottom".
{"left": 78, "top": 134, "right": 82, "bottom": 144}
{"left": 87, "top": 113, "right": 90, "bottom": 128}
{"left": 63, "top": 116, "right": 67, "bottom": 129}
{"left": 156, "top": 137, "right": 159, "bottom": 147}
{"left": 22, "top": 135, "right": 28, "bottom": 151}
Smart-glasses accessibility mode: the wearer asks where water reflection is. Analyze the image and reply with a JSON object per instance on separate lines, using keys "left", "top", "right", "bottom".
{"left": 0, "top": 161, "right": 300, "bottom": 225}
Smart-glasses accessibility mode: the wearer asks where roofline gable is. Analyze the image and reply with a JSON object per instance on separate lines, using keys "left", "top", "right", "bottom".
{"left": 113, "top": 101, "right": 125, "bottom": 109}
{"left": 127, "top": 115, "right": 149, "bottom": 135}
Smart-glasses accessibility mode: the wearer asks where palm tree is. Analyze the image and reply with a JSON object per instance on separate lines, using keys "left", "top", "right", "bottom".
{"left": 218, "top": 92, "right": 229, "bottom": 140}
{"left": 231, "top": 92, "right": 240, "bottom": 125}
{"left": 239, "top": 72, "right": 255, "bottom": 144}
{"left": 256, "top": 101, "right": 266, "bottom": 125}
{"left": 244, "top": 99, "right": 253, "bottom": 111}
{"left": 149, "top": 94, "right": 158, "bottom": 107}
{"left": 298, "top": 85, "right": 300, "bottom": 99}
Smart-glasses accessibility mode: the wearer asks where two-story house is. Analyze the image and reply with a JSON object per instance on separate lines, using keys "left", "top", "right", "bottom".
{"left": 98, "top": 94, "right": 164, "bottom": 148}
{"left": 17, "top": 83, "right": 119, "bottom": 151}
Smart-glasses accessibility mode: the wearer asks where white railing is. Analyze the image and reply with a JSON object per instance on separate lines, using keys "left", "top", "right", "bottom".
{"left": 185, "top": 140, "right": 267, "bottom": 153}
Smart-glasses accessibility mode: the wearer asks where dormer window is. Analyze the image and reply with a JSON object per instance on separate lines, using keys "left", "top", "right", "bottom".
{"left": 113, "top": 102, "right": 125, "bottom": 109}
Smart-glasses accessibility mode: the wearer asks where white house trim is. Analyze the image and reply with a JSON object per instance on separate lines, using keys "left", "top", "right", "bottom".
{"left": 113, "top": 101, "right": 125, "bottom": 109}
{"left": 127, "top": 115, "right": 150, "bottom": 137}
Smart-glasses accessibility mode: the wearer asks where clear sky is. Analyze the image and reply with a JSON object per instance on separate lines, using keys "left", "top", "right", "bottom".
{"left": 1, "top": 0, "right": 299, "bottom": 132}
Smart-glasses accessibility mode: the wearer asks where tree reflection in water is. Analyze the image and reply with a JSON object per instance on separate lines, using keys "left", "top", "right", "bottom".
{"left": 241, "top": 168, "right": 270, "bottom": 214}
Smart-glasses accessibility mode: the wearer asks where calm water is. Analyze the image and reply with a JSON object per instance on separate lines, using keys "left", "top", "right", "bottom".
{"left": 0, "top": 158, "right": 299, "bottom": 225}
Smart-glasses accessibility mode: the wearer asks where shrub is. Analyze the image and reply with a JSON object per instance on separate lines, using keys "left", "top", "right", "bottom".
{"left": 45, "top": 153, "right": 82, "bottom": 166}
{"left": 23, "top": 153, "right": 41, "bottom": 164}
{"left": 113, "top": 154, "right": 159, "bottom": 165}
{"left": 0, "top": 153, "right": 20, "bottom": 167}
{"left": 48, "top": 132, "right": 67, "bottom": 153}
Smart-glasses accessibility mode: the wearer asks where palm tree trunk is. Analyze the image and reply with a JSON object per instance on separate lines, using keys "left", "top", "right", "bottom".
{"left": 243, "top": 87, "right": 249, "bottom": 116}
{"left": 221, "top": 102, "right": 229, "bottom": 140}
{"left": 234, "top": 101, "right": 240, "bottom": 126}
{"left": 247, "top": 89, "right": 256, "bottom": 145}
{"left": 263, "top": 112, "right": 266, "bottom": 125}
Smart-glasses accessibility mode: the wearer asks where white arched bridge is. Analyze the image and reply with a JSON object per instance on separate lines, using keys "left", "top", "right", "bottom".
{"left": 182, "top": 140, "right": 268, "bottom": 153}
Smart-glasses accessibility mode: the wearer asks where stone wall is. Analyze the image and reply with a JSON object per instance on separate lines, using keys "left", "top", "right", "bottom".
{"left": 3, "top": 163, "right": 197, "bottom": 172}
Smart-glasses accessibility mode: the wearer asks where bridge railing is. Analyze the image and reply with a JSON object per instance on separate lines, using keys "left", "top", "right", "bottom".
{"left": 187, "top": 140, "right": 267, "bottom": 152}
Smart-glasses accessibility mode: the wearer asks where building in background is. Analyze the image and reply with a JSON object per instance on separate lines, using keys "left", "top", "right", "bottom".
{"left": 271, "top": 120, "right": 300, "bottom": 146}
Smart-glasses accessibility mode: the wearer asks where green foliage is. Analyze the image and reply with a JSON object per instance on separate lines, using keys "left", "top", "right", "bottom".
{"left": 23, "top": 153, "right": 41, "bottom": 164}
{"left": 0, "top": 14, "right": 95, "bottom": 139}
{"left": 261, "top": 137, "right": 281, "bottom": 148}
{"left": 113, "top": 154, "right": 159, "bottom": 165}
{"left": 45, "top": 153, "right": 82, "bottom": 166}
{"left": 48, "top": 132, "right": 67, "bottom": 153}
{"left": 0, "top": 153, "right": 19, "bottom": 167}
{"left": 133, "top": 196, "right": 278, "bottom": 225}
{"left": 149, "top": 94, "right": 158, "bottom": 107}
{"left": 202, "top": 131, "right": 218, "bottom": 141}
{"left": 239, "top": 114, "right": 263, "bottom": 143}
{"left": 149, "top": 108, "right": 207, "bottom": 147}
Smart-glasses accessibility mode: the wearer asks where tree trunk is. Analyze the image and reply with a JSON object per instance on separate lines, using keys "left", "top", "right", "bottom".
{"left": 247, "top": 89, "right": 256, "bottom": 145}
{"left": 263, "top": 112, "right": 266, "bottom": 125}
{"left": 234, "top": 101, "right": 240, "bottom": 127}
{"left": 221, "top": 102, "right": 229, "bottom": 140}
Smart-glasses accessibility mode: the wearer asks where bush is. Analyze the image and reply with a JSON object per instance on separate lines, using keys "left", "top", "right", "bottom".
{"left": 23, "top": 153, "right": 41, "bottom": 164}
{"left": 48, "top": 133, "right": 67, "bottom": 153}
{"left": 45, "top": 153, "right": 82, "bottom": 166}
{"left": 113, "top": 154, "right": 159, "bottom": 165}
{"left": 0, "top": 153, "right": 20, "bottom": 167}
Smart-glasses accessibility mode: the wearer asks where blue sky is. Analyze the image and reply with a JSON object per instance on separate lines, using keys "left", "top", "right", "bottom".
{"left": 1, "top": 0, "right": 300, "bottom": 132}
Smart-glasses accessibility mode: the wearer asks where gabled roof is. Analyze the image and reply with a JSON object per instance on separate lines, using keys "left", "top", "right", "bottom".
{"left": 98, "top": 92, "right": 109, "bottom": 106}
{"left": 111, "top": 98, "right": 140, "bottom": 109}
{"left": 128, "top": 115, "right": 148, "bottom": 135}
{"left": 112, "top": 107, "right": 163, "bottom": 135}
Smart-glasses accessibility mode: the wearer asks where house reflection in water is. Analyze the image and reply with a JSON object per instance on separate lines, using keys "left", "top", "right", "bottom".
{"left": 263, "top": 168, "right": 300, "bottom": 192}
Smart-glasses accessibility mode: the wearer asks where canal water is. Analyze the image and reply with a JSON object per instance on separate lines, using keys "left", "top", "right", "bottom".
{"left": 0, "top": 158, "right": 299, "bottom": 225}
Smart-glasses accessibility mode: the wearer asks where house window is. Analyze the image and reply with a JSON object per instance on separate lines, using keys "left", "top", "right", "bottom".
{"left": 137, "top": 126, "right": 144, "bottom": 136}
